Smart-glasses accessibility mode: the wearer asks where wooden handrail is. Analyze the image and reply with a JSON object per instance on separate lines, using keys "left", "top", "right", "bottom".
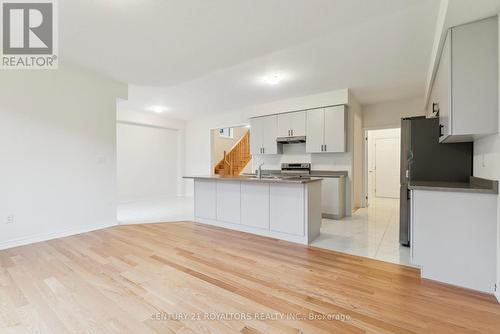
{"left": 214, "top": 130, "right": 251, "bottom": 176}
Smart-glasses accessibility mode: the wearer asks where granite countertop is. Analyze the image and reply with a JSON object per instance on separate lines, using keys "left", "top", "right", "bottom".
{"left": 408, "top": 177, "right": 498, "bottom": 194}
{"left": 183, "top": 175, "right": 322, "bottom": 184}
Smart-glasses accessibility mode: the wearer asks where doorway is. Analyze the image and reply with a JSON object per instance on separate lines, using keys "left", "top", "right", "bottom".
{"left": 116, "top": 121, "right": 193, "bottom": 224}
{"left": 210, "top": 125, "right": 252, "bottom": 175}
{"left": 365, "top": 128, "right": 401, "bottom": 206}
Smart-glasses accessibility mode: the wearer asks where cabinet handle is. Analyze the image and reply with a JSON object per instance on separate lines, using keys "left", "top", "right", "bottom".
{"left": 439, "top": 125, "right": 444, "bottom": 137}
{"left": 324, "top": 144, "right": 327, "bottom": 152}
{"left": 262, "top": 147, "right": 265, "bottom": 154}
{"left": 291, "top": 129, "right": 294, "bottom": 136}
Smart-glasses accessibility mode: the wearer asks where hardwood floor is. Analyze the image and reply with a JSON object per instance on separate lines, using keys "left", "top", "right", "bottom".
{"left": 1, "top": 222, "right": 499, "bottom": 333}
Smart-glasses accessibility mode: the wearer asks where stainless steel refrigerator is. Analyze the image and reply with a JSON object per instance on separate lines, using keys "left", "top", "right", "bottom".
{"left": 400, "top": 117, "right": 473, "bottom": 246}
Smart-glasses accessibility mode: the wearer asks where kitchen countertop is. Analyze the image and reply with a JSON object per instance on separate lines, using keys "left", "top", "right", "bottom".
{"left": 244, "top": 170, "right": 348, "bottom": 178}
{"left": 183, "top": 175, "right": 323, "bottom": 184}
{"left": 408, "top": 177, "right": 498, "bottom": 194}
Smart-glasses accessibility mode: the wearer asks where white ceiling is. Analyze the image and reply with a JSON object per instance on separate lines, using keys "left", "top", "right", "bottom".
{"left": 60, "top": 0, "right": 440, "bottom": 120}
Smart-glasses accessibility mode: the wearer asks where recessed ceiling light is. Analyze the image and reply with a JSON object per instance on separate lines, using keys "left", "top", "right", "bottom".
{"left": 260, "top": 72, "right": 288, "bottom": 86}
{"left": 148, "top": 105, "right": 168, "bottom": 113}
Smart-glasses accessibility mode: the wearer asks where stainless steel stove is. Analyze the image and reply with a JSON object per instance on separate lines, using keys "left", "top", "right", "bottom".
{"left": 280, "top": 163, "right": 311, "bottom": 179}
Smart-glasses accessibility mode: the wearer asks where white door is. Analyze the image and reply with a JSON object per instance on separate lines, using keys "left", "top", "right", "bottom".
{"left": 324, "top": 106, "right": 346, "bottom": 153}
{"left": 374, "top": 137, "right": 400, "bottom": 198}
{"left": 305, "top": 108, "right": 324, "bottom": 153}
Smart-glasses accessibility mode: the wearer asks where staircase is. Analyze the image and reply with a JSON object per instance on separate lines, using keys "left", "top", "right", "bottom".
{"left": 214, "top": 130, "right": 252, "bottom": 176}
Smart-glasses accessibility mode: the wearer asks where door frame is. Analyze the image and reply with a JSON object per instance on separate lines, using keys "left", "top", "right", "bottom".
{"left": 362, "top": 126, "right": 401, "bottom": 207}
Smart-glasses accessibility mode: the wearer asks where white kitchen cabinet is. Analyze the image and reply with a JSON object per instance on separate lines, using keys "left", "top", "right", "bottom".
{"left": 194, "top": 180, "right": 216, "bottom": 219}
{"left": 320, "top": 177, "right": 346, "bottom": 219}
{"left": 188, "top": 177, "right": 322, "bottom": 245}
{"left": 306, "top": 106, "right": 346, "bottom": 153}
{"left": 277, "top": 111, "right": 306, "bottom": 137}
{"left": 216, "top": 181, "right": 240, "bottom": 224}
{"left": 430, "top": 17, "right": 498, "bottom": 143}
{"left": 324, "top": 106, "right": 346, "bottom": 152}
{"left": 305, "top": 108, "right": 324, "bottom": 153}
{"left": 411, "top": 188, "right": 497, "bottom": 293}
{"left": 269, "top": 183, "right": 305, "bottom": 236}
{"left": 250, "top": 115, "right": 279, "bottom": 155}
{"left": 241, "top": 182, "right": 270, "bottom": 229}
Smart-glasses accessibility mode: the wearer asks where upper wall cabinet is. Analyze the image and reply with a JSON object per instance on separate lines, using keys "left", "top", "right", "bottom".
{"left": 277, "top": 111, "right": 306, "bottom": 137}
{"left": 250, "top": 115, "right": 279, "bottom": 155}
{"left": 306, "top": 106, "right": 346, "bottom": 153}
{"left": 431, "top": 16, "right": 498, "bottom": 143}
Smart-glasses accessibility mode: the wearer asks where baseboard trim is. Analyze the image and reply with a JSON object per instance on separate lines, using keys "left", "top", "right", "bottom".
{"left": 0, "top": 222, "right": 117, "bottom": 251}
{"left": 495, "top": 290, "right": 500, "bottom": 304}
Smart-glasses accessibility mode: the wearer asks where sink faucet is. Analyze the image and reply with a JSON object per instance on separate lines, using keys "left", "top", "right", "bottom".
{"left": 257, "top": 163, "right": 265, "bottom": 179}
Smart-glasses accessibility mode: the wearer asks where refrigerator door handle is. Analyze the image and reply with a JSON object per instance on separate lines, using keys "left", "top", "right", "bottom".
{"left": 408, "top": 149, "right": 414, "bottom": 164}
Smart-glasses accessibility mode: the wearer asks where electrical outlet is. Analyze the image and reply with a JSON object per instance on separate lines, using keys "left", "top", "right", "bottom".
{"left": 6, "top": 215, "right": 14, "bottom": 224}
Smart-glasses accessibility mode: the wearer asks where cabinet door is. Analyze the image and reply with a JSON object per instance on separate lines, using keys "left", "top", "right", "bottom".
{"left": 324, "top": 106, "right": 346, "bottom": 152}
{"left": 269, "top": 183, "right": 304, "bottom": 236}
{"left": 451, "top": 16, "right": 498, "bottom": 137}
{"left": 290, "top": 111, "right": 306, "bottom": 136}
{"left": 216, "top": 181, "right": 241, "bottom": 224}
{"left": 249, "top": 118, "right": 263, "bottom": 155}
{"left": 438, "top": 31, "right": 451, "bottom": 142}
{"left": 241, "top": 183, "right": 270, "bottom": 229}
{"left": 277, "top": 113, "right": 292, "bottom": 137}
{"left": 305, "top": 108, "right": 324, "bottom": 153}
{"left": 321, "top": 178, "right": 339, "bottom": 216}
{"left": 262, "top": 115, "right": 278, "bottom": 155}
{"left": 194, "top": 180, "right": 216, "bottom": 219}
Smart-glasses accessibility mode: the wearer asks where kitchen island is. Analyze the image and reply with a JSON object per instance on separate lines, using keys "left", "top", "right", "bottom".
{"left": 183, "top": 175, "right": 322, "bottom": 245}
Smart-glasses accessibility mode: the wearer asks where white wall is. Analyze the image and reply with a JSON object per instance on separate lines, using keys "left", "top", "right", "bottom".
{"left": 116, "top": 109, "right": 186, "bottom": 197}
{"left": 117, "top": 123, "right": 179, "bottom": 203}
{"left": 0, "top": 65, "right": 127, "bottom": 249}
{"left": 362, "top": 96, "right": 425, "bottom": 129}
{"left": 472, "top": 14, "right": 500, "bottom": 300}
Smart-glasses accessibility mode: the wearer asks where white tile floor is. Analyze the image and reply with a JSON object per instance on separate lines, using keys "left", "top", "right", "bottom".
{"left": 117, "top": 195, "right": 411, "bottom": 266}
{"left": 311, "top": 197, "right": 411, "bottom": 266}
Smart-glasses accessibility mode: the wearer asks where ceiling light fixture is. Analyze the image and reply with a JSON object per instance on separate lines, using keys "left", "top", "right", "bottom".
{"left": 260, "top": 72, "right": 288, "bottom": 86}
{"left": 149, "top": 105, "right": 168, "bottom": 114}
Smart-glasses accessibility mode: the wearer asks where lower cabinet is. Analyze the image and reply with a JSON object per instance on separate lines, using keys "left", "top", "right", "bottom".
{"left": 269, "top": 183, "right": 305, "bottom": 236}
{"left": 216, "top": 181, "right": 241, "bottom": 224}
{"left": 194, "top": 180, "right": 216, "bottom": 219}
{"left": 240, "top": 182, "right": 270, "bottom": 229}
{"left": 320, "top": 177, "right": 346, "bottom": 219}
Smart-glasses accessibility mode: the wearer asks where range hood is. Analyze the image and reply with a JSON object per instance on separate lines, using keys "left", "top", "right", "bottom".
{"left": 276, "top": 136, "right": 306, "bottom": 144}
